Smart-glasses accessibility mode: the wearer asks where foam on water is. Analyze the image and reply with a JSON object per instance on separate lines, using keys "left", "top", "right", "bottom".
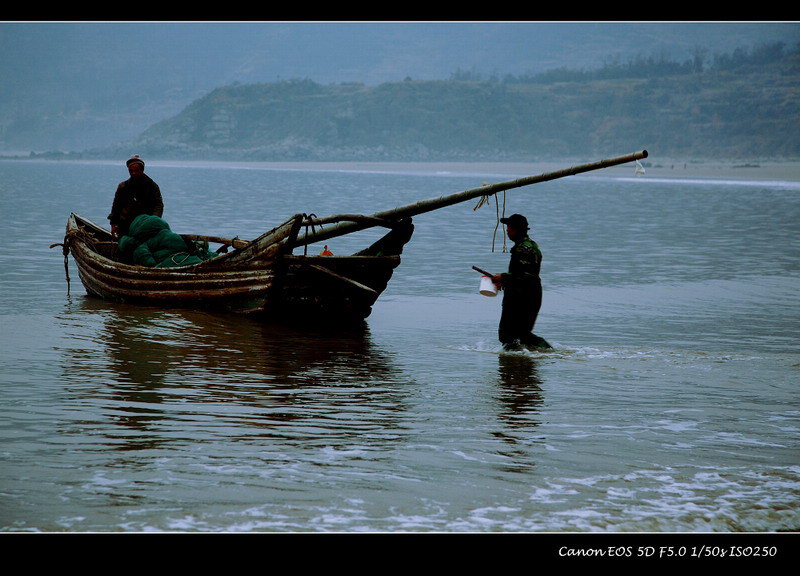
{"left": 49, "top": 465, "right": 798, "bottom": 533}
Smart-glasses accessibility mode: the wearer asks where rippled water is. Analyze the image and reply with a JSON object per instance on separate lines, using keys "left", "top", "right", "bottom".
{"left": 0, "top": 159, "right": 798, "bottom": 534}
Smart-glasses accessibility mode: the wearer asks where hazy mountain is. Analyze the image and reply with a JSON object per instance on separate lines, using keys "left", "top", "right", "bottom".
{"left": 72, "top": 44, "right": 791, "bottom": 163}
{"left": 1, "top": 21, "right": 798, "bottom": 153}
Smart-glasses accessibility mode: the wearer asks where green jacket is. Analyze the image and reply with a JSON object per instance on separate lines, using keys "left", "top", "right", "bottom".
{"left": 501, "top": 236, "right": 542, "bottom": 294}
{"left": 118, "top": 214, "right": 216, "bottom": 268}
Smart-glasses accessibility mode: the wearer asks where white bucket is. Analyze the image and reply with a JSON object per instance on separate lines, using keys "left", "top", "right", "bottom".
{"left": 479, "top": 275, "right": 498, "bottom": 297}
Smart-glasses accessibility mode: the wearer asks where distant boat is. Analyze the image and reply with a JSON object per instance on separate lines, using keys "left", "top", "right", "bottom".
{"left": 56, "top": 150, "right": 648, "bottom": 323}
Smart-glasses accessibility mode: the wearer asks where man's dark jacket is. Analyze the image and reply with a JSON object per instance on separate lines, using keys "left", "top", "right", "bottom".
{"left": 108, "top": 174, "right": 164, "bottom": 235}
{"left": 498, "top": 236, "right": 543, "bottom": 345}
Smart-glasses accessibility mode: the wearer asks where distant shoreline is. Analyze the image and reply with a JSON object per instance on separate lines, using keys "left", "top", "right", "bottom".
{"left": 3, "top": 154, "right": 800, "bottom": 182}
{"left": 222, "top": 159, "right": 800, "bottom": 183}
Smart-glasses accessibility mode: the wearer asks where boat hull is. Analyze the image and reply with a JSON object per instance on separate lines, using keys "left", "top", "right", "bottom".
{"left": 62, "top": 213, "right": 411, "bottom": 321}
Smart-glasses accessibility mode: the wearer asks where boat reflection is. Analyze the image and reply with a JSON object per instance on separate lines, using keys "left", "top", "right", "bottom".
{"left": 56, "top": 297, "right": 413, "bottom": 452}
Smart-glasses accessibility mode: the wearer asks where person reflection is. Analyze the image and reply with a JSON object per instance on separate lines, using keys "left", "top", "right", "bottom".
{"left": 496, "top": 352, "right": 544, "bottom": 424}
{"left": 491, "top": 352, "right": 546, "bottom": 473}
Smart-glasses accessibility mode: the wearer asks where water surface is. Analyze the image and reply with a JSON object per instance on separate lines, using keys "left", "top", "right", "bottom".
{"left": 0, "top": 159, "right": 798, "bottom": 533}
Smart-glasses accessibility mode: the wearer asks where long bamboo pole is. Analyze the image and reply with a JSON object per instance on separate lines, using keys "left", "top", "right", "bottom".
{"left": 292, "top": 149, "right": 648, "bottom": 248}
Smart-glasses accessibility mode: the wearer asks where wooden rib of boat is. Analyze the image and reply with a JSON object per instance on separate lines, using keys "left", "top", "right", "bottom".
{"left": 57, "top": 150, "right": 647, "bottom": 322}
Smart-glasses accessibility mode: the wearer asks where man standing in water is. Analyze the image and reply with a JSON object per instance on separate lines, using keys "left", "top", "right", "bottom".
{"left": 108, "top": 154, "right": 164, "bottom": 239}
{"left": 492, "top": 213, "right": 551, "bottom": 351}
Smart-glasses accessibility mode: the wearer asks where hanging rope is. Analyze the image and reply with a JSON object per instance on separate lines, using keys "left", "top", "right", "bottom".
{"left": 50, "top": 227, "right": 104, "bottom": 295}
{"left": 496, "top": 189, "right": 509, "bottom": 253}
{"left": 472, "top": 192, "right": 492, "bottom": 211}
{"left": 302, "top": 213, "right": 321, "bottom": 256}
{"left": 49, "top": 234, "right": 72, "bottom": 295}
{"left": 473, "top": 187, "right": 508, "bottom": 252}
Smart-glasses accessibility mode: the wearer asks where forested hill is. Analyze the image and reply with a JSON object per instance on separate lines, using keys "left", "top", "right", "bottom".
{"left": 87, "top": 42, "right": 799, "bottom": 162}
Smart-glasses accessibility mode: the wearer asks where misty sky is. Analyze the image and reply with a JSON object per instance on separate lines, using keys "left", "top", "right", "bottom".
{"left": 1, "top": 21, "right": 797, "bottom": 152}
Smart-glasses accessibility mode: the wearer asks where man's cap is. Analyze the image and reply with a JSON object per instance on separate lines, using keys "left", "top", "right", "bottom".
{"left": 126, "top": 154, "right": 145, "bottom": 168}
{"left": 500, "top": 213, "right": 529, "bottom": 230}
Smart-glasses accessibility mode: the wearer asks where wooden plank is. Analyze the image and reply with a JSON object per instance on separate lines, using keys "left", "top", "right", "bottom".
{"left": 306, "top": 264, "right": 379, "bottom": 296}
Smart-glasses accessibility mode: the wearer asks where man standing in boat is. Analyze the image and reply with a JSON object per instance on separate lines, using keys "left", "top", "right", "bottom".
{"left": 492, "top": 213, "right": 551, "bottom": 351}
{"left": 108, "top": 154, "right": 163, "bottom": 238}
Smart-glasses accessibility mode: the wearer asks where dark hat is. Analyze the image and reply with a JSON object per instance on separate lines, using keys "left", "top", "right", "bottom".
{"left": 500, "top": 213, "right": 529, "bottom": 230}
{"left": 126, "top": 154, "right": 145, "bottom": 168}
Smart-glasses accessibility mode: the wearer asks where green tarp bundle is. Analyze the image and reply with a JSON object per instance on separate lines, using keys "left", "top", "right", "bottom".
{"left": 118, "top": 214, "right": 217, "bottom": 268}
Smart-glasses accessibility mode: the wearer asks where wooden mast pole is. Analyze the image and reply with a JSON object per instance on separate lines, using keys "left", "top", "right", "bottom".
{"left": 291, "top": 149, "right": 648, "bottom": 248}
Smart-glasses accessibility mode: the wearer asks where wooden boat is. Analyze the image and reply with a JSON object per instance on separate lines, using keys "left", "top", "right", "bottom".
{"left": 61, "top": 212, "right": 411, "bottom": 322}
{"left": 56, "top": 150, "right": 648, "bottom": 322}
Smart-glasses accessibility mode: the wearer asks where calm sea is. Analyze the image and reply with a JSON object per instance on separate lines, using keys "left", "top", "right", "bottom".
{"left": 0, "top": 159, "right": 798, "bottom": 538}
